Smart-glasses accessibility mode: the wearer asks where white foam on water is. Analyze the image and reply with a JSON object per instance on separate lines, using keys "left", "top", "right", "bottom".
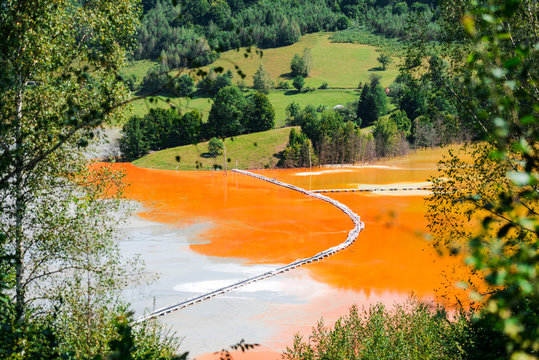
{"left": 294, "top": 169, "right": 354, "bottom": 176}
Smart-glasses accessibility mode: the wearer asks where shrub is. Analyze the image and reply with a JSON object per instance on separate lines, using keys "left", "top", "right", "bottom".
{"left": 292, "top": 76, "right": 305, "bottom": 92}
{"left": 319, "top": 82, "right": 328, "bottom": 89}
{"left": 208, "top": 137, "right": 224, "bottom": 157}
{"left": 276, "top": 80, "right": 290, "bottom": 89}
{"left": 290, "top": 54, "right": 306, "bottom": 77}
{"left": 283, "top": 299, "right": 469, "bottom": 360}
{"left": 175, "top": 74, "right": 195, "bottom": 97}
{"left": 140, "top": 64, "right": 171, "bottom": 94}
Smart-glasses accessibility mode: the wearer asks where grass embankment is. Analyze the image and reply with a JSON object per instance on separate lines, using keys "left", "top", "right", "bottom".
{"left": 121, "top": 32, "right": 399, "bottom": 122}
{"left": 133, "top": 127, "right": 298, "bottom": 171}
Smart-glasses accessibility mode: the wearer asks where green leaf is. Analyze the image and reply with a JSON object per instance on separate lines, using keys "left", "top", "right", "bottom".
{"left": 503, "top": 57, "right": 521, "bottom": 68}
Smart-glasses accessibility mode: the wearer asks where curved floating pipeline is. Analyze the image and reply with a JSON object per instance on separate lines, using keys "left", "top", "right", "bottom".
{"left": 135, "top": 169, "right": 365, "bottom": 323}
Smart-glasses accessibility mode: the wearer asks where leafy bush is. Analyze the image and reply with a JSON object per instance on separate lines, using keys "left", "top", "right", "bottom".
{"left": 292, "top": 76, "right": 305, "bottom": 92}
{"left": 290, "top": 54, "right": 306, "bottom": 77}
{"left": 196, "top": 69, "right": 233, "bottom": 95}
{"left": 175, "top": 74, "right": 195, "bottom": 97}
{"left": 208, "top": 137, "right": 224, "bottom": 156}
{"left": 283, "top": 299, "right": 469, "bottom": 360}
{"left": 276, "top": 80, "right": 290, "bottom": 89}
{"left": 140, "top": 64, "right": 172, "bottom": 94}
{"left": 318, "top": 82, "right": 328, "bottom": 89}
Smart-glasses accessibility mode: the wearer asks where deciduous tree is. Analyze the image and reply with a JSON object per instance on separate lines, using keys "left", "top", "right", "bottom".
{"left": 253, "top": 64, "right": 272, "bottom": 94}
{"left": 207, "top": 86, "right": 247, "bottom": 137}
{"left": 377, "top": 53, "right": 392, "bottom": 70}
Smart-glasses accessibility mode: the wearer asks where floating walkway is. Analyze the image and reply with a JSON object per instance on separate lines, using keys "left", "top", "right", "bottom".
{"left": 135, "top": 169, "right": 364, "bottom": 323}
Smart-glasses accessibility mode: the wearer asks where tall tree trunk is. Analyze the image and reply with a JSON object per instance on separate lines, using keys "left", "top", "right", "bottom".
{"left": 14, "top": 76, "right": 25, "bottom": 323}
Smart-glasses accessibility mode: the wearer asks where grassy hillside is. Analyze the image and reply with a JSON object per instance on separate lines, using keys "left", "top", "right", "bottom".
{"left": 123, "top": 33, "right": 398, "bottom": 89}
{"left": 122, "top": 32, "right": 398, "bottom": 122}
{"left": 133, "top": 127, "right": 298, "bottom": 171}
{"left": 268, "top": 89, "right": 358, "bottom": 125}
{"left": 195, "top": 32, "right": 398, "bottom": 88}
{"left": 128, "top": 89, "right": 358, "bottom": 127}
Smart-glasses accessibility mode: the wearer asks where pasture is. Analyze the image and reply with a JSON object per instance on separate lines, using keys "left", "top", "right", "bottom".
{"left": 122, "top": 32, "right": 398, "bottom": 123}
{"left": 133, "top": 127, "right": 298, "bottom": 171}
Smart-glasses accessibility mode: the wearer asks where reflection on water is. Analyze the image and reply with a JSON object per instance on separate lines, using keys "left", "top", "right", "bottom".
{"left": 96, "top": 146, "right": 472, "bottom": 358}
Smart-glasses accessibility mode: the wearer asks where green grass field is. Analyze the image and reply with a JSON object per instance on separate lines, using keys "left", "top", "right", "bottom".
{"left": 123, "top": 32, "right": 398, "bottom": 123}
{"left": 268, "top": 89, "right": 358, "bottom": 126}
{"left": 122, "top": 59, "right": 156, "bottom": 86}
{"left": 129, "top": 95, "right": 214, "bottom": 119}
{"left": 133, "top": 127, "right": 298, "bottom": 171}
{"left": 193, "top": 32, "right": 398, "bottom": 88}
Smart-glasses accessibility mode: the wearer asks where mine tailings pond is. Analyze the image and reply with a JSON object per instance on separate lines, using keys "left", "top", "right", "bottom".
{"left": 96, "top": 146, "right": 475, "bottom": 360}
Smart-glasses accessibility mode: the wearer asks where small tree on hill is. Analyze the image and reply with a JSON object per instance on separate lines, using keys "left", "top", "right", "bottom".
{"left": 208, "top": 137, "right": 224, "bottom": 157}
{"left": 293, "top": 76, "right": 305, "bottom": 92}
{"left": 175, "top": 74, "right": 195, "bottom": 97}
{"left": 290, "top": 49, "right": 312, "bottom": 77}
{"left": 377, "top": 53, "right": 392, "bottom": 71}
{"left": 290, "top": 54, "right": 306, "bottom": 77}
{"left": 247, "top": 92, "right": 275, "bottom": 132}
{"left": 253, "top": 64, "right": 272, "bottom": 94}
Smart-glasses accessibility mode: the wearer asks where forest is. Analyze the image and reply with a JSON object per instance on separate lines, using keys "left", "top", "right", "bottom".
{"left": 1, "top": 0, "right": 537, "bottom": 359}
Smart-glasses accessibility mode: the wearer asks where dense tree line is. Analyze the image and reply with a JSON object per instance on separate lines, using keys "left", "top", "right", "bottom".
{"left": 119, "top": 109, "right": 203, "bottom": 160}
{"left": 331, "top": 0, "right": 440, "bottom": 40}
{"left": 120, "top": 87, "right": 275, "bottom": 160}
{"left": 134, "top": 0, "right": 441, "bottom": 69}
{"left": 135, "top": 0, "right": 349, "bottom": 67}
{"left": 281, "top": 104, "right": 379, "bottom": 166}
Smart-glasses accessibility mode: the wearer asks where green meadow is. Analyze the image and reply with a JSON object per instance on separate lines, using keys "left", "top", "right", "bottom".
{"left": 194, "top": 32, "right": 399, "bottom": 88}
{"left": 122, "top": 32, "right": 398, "bottom": 123}
{"left": 133, "top": 127, "right": 298, "bottom": 171}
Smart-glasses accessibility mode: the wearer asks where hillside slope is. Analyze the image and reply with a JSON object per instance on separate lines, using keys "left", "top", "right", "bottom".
{"left": 133, "top": 127, "right": 298, "bottom": 171}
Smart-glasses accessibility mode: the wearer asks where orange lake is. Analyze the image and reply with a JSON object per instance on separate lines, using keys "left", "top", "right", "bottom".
{"left": 95, "top": 146, "right": 474, "bottom": 359}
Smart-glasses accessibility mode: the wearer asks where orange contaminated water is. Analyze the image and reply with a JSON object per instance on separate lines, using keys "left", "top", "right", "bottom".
{"left": 94, "top": 146, "right": 470, "bottom": 301}
{"left": 93, "top": 147, "right": 476, "bottom": 359}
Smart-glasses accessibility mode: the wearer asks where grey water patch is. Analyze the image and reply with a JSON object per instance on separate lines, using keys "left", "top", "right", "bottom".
{"left": 119, "top": 216, "right": 304, "bottom": 318}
